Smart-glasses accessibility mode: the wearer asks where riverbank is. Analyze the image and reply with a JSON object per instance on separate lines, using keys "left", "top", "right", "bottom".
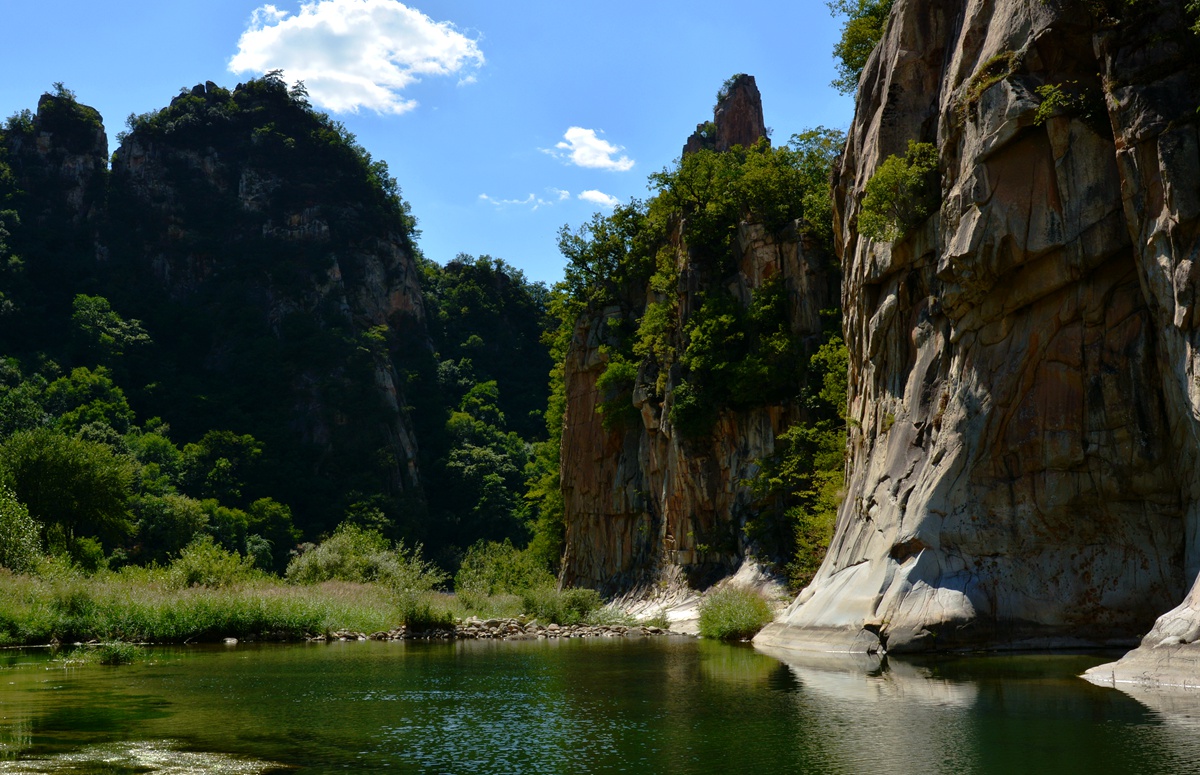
{"left": 320, "top": 617, "right": 675, "bottom": 642}
{"left": 0, "top": 568, "right": 672, "bottom": 647}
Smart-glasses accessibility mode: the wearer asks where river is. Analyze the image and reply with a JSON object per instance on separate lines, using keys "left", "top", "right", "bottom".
{"left": 1, "top": 638, "right": 1197, "bottom": 773}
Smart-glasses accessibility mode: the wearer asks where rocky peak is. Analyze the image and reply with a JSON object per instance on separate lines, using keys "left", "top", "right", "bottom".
{"left": 682, "top": 73, "right": 768, "bottom": 156}
{"left": 4, "top": 91, "right": 107, "bottom": 225}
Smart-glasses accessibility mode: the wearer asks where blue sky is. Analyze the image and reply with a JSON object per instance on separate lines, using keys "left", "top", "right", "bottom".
{"left": 0, "top": 1, "right": 853, "bottom": 286}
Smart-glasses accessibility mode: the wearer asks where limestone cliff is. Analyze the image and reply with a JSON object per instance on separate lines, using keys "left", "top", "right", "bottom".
{"left": 559, "top": 81, "right": 839, "bottom": 595}
{"left": 758, "top": 0, "right": 1200, "bottom": 654}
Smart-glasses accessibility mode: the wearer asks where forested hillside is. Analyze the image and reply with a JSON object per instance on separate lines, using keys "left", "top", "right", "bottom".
{"left": 0, "top": 76, "right": 551, "bottom": 574}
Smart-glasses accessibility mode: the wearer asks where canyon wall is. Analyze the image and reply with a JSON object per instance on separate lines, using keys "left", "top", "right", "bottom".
{"left": 559, "top": 76, "right": 840, "bottom": 595}
{"left": 758, "top": 0, "right": 1200, "bottom": 653}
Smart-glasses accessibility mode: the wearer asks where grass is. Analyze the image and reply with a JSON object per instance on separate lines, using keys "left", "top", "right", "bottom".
{"left": 0, "top": 567, "right": 636, "bottom": 645}
{"left": 0, "top": 568, "right": 411, "bottom": 645}
{"left": 697, "top": 587, "right": 775, "bottom": 641}
{"left": 958, "top": 51, "right": 1019, "bottom": 123}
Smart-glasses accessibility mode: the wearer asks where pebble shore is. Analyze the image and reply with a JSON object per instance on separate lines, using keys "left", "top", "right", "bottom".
{"left": 312, "top": 617, "right": 676, "bottom": 642}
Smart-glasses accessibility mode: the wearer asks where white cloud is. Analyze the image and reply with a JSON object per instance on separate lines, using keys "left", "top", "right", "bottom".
{"left": 545, "top": 127, "right": 634, "bottom": 171}
{"left": 479, "top": 188, "right": 570, "bottom": 211}
{"left": 229, "top": 0, "right": 484, "bottom": 114}
{"left": 578, "top": 190, "right": 620, "bottom": 208}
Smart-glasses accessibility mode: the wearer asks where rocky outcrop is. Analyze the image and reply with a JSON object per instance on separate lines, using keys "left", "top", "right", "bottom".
{"left": 4, "top": 92, "right": 108, "bottom": 226}
{"left": 683, "top": 74, "right": 768, "bottom": 156}
{"left": 560, "top": 219, "right": 834, "bottom": 595}
{"left": 758, "top": 0, "right": 1200, "bottom": 654}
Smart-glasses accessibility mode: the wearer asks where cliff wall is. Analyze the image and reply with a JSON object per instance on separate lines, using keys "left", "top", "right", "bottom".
{"left": 560, "top": 222, "right": 834, "bottom": 593}
{"left": 758, "top": 0, "right": 1200, "bottom": 653}
{"left": 108, "top": 80, "right": 428, "bottom": 521}
{"left": 2, "top": 80, "right": 430, "bottom": 533}
{"left": 560, "top": 76, "right": 840, "bottom": 595}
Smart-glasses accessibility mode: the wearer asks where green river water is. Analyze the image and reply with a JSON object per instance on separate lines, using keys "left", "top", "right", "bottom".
{"left": 0, "top": 638, "right": 1197, "bottom": 774}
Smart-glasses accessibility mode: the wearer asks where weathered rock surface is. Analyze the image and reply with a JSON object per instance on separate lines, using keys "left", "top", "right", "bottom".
{"left": 682, "top": 74, "right": 768, "bottom": 156}
{"left": 560, "top": 78, "right": 837, "bottom": 595}
{"left": 758, "top": 0, "right": 1200, "bottom": 654}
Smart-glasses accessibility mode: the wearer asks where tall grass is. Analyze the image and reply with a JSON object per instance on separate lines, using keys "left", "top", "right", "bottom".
{"left": 0, "top": 568, "right": 409, "bottom": 645}
{"left": 697, "top": 587, "right": 774, "bottom": 641}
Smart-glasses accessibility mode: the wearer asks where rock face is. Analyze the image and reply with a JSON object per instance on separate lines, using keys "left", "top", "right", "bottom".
{"left": 560, "top": 220, "right": 835, "bottom": 595}
{"left": 757, "top": 0, "right": 1200, "bottom": 654}
{"left": 682, "top": 74, "right": 768, "bottom": 156}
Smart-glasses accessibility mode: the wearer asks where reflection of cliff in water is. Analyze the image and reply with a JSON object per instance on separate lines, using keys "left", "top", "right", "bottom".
{"left": 758, "top": 647, "right": 1200, "bottom": 774}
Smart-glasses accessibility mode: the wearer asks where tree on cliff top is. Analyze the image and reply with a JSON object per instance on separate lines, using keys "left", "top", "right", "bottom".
{"left": 829, "top": 0, "right": 895, "bottom": 94}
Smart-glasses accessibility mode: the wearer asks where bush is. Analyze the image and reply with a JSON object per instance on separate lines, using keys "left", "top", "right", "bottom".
{"left": 0, "top": 486, "right": 41, "bottom": 573}
{"left": 697, "top": 587, "right": 774, "bottom": 640}
{"left": 857, "top": 140, "right": 939, "bottom": 243}
{"left": 286, "top": 523, "right": 447, "bottom": 592}
{"left": 170, "top": 535, "right": 257, "bottom": 588}
{"left": 96, "top": 641, "right": 143, "bottom": 665}
{"left": 521, "top": 586, "right": 603, "bottom": 625}
{"left": 454, "top": 539, "right": 555, "bottom": 596}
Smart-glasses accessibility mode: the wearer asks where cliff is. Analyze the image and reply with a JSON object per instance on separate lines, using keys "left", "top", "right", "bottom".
{"left": 558, "top": 81, "right": 840, "bottom": 596}
{"left": 682, "top": 74, "right": 768, "bottom": 156}
{"left": 757, "top": 0, "right": 1200, "bottom": 654}
{"left": 107, "top": 78, "right": 428, "bottom": 527}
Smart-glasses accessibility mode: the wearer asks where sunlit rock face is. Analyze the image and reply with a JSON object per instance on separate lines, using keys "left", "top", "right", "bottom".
{"left": 758, "top": 0, "right": 1200, "bottom": 653}
{"left": 682, "top": 74, "right": 768, "bottom": 156}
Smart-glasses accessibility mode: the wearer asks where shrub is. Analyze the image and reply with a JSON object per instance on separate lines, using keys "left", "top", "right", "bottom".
{"left": 96, "top": 641, "right": 143, "bottom": 665}
{"left": 858, "top": 140, "right": 939, "bottom": 243}
{"left": 454, "top": 539, "right": 555, "bottom": 597}
{"left": 521, "top": 586, "right": 603, "bottom": 625}
{"left": 0, "top": 486, "right": 41, "bottom": 573}
{"left": 170, "top": 535, "right": 258, "bottom": 588}
{"left": 697, "top": 587, "right": 774, "bottom": 640}
{"left": 286, "top": 523, "right": 447, "bottom": 592}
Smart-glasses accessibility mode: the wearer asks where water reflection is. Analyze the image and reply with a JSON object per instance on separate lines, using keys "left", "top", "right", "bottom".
{"left": 757, "top": 646, "right": 1200, "bottom": 774}
{"left": 2, "top": 641, "right": 1200, "bottom": 773}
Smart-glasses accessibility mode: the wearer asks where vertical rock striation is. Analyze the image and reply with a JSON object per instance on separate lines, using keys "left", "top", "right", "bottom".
{"left": 757, "top": 0, "right": 1200, "bottom": 654}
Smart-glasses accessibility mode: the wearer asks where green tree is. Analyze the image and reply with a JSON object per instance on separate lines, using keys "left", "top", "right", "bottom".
{"left": 71, "top": 294, "right": 151, "bottom": 364}
{"left": 0, "top": 427, "right": 133, "bottom": 549}
{"left": 829, "top": 0, "right": 896, "bottom": 94}
{"left": 0, "top": 485, "right": 41, "bottom": 572}
{"left": 43, "top": 366, "right": 136, "bottom": 435}
{"left": 858, "top": 140, "right": 939, "bottom": 242}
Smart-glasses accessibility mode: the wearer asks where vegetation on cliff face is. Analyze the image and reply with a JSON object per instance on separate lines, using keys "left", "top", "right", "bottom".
{"left": 540, "top": 124, "right": 849, "bottom": 582}
{"left": 857, "top": 140, "right": 940, "bottom": 242}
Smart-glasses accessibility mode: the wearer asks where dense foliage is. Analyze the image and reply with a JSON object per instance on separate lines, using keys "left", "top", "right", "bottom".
{"left": 697, "top": 586, "right": 775, "bottom": 640}
{"left": 0, "top": 80, "right": 556, "bottom": 585}
{"left": 413, "top": 255, "right": 554, "bottom": 563}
